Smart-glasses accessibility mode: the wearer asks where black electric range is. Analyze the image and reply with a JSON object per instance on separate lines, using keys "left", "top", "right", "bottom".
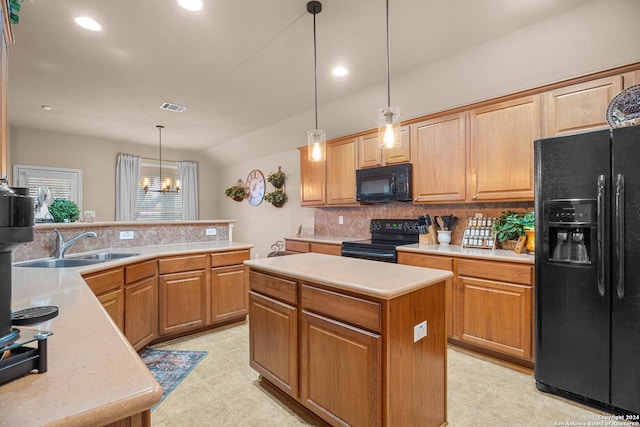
{"left": 341, "top": 218, "right": 419, "bottom": 263}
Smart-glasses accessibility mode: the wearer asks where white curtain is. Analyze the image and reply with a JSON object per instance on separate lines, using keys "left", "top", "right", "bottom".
{"left": 116, "top": 154, "right": 141, "bottom": 221}
{"left": 178, "top": 161, "right": 198, "bottom": 220}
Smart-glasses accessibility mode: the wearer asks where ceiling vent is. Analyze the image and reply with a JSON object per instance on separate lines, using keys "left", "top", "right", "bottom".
{"left": 160, "top": 102, "right": 187, "bottom": 113}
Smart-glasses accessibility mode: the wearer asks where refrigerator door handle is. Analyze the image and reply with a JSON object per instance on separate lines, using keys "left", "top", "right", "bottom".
{"left": 615, "top": 173, "right": 625, "bottom": 298}
{"left": 597, "top": 174, "right": 606, "bottom": 297}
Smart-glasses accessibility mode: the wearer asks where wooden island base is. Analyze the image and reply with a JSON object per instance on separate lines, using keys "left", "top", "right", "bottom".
{"left": 245, "top": 253, "right": 451, "bottom": 427}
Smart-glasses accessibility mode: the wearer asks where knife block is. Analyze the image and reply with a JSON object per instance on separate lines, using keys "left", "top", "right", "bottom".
{"left": 419, "top": 225, "right": 439, "bottom": 245}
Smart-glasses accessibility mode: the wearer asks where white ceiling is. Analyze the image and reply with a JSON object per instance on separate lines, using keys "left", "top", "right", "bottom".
{"left": 7, "top": 0, "right": 594, "bottom": 160}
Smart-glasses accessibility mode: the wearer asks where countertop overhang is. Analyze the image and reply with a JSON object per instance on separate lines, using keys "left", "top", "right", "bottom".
{"left": 245, "top": 252, "right": 453, "bottom": 299}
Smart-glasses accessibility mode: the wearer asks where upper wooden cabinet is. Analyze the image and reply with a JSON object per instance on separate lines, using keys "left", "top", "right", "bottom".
{"left": 623, "top": 71, "right": 640, "bottom": 89}
{"left": 298, "top": 146, "right": 325, "bottom": 207}
{"left": 542, "top": 76, "right": 622, "bottom": 137}
{"left": 326, "top": 137, "right": 357, "bottom": 205}
{"left": 411, "top": 113, "right": 466, "bottom": 203}
{"left": 469, "top": 95, "right": 540, "bottom": 202}
{"left": 0, "top": 6, "right": 11, "bottom": 182}
{"left": 356, "top": 126, "right": 410, "bottom": 169}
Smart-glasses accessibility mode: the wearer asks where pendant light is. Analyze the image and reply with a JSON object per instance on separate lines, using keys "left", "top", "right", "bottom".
{"left": 307, "top": 1, "right": 326, "bottom": 162}
{"left": 142, "top": 125, "right": 181, "bottom": 193}
{"left": 378, "top": 0, "right": 401, "bottom": 149}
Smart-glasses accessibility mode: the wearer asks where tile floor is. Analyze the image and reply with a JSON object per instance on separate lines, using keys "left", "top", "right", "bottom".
{"left": 150, "top": 320, "right": 606, "bottom": 426}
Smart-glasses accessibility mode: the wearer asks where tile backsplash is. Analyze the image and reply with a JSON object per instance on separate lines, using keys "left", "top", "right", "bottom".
{"left": 314, "top": 202, "right": 534, "bottom": 245}
{"left": 13, "top": 221, "right": 232, "bottom": 262}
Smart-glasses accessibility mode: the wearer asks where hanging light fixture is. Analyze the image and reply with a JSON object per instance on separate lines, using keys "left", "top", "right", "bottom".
{"left": 307, "top": 1, "right": 326, "bottom": 162}
{"left": 378, "top": 0, "right": 401, "bottom": 149}
{"left": 142, "top": 125, "right": 181, "bottom": 193}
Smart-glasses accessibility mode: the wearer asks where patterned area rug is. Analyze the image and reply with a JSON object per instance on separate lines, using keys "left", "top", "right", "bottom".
{"left": 140, "top": 348, "right": 208, "bottom": 411}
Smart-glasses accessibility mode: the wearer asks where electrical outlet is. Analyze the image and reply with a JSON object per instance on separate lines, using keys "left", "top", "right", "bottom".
{"left": 119, "top": 231, "right": 134, "bottom": 240}
{"left": 338, "top": 216, "right": 344, "bottom": 225}
{"left": 206, "top": 228, "right": 217, "bottom": 236}
{"left": 414, "top": 321, "right": 427, "bottom": 342}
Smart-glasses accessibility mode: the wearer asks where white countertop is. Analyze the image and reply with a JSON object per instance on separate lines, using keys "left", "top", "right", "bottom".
{"left": 397, "top": 243, "right": 535, "bottom": 264}
{"left": 245, "top": 252, "right": 453, "bottom": 299}
{"left": 3, "top": 240, "right": 252, "bottom": 426}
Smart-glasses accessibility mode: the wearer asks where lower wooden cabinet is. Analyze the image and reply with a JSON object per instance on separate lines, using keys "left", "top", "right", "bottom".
{"left": 97, "top": 288, "right": 125, "bottom": 331}
{"left": 284, "top": 239, "right": 342, "bottom": 256}
{"left": 456, "top": 259, "right": 533, "bottom": 361}
{"left": 248, "top": 268, "right": 447, "bottom": 427}
{"left": 398, "top": 251, "right": 534, "bottom": 365}
{"left": 249, "top": 291, "right": 298, "bottom": 397}
{"left": 300, "top": 310, "right": 381, "bottom": 427}
{"left": 125, "top": 275, "right": 158, "bottom": 350}
{"left": 210, "top": 264, "right": 248, "bottom": 323}
{"left": 159, "top": 269, "right": 207, "bottom": 336}
{"left": 83, "top": 268, "right": 125, "bottom": 331}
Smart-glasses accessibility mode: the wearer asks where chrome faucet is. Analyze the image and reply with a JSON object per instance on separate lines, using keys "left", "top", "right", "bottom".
{"left": 54, "top": 229, "right": 97, "bottom": 259}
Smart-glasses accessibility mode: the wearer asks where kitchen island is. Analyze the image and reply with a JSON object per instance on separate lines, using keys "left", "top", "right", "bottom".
{"left": 245, "top": 253, "right": 452, "bottom": 427}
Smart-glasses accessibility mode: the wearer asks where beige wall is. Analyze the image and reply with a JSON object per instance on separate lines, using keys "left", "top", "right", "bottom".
{"left": 217, "top": 149, "right": 314, "bottom": 259}
{"left": 9, "top": 127, "right": 219, "bottom": 221}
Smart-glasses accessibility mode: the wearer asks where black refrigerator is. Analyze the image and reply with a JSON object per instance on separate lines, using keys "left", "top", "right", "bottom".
{"left": 534, "top": 126, "right": 640, "bottom": 416}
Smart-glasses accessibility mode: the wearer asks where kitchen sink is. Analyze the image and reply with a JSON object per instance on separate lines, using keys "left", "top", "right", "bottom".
{"left": 70, "top": 252, "right": 141, "bottom": 261}
{"left": 14, "top": 252, "right": 141, "bottom": 268}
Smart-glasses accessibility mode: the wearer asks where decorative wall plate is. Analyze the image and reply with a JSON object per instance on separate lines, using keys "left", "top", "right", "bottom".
{"left": 607, "top": 84, "right": 640, "bottom": 128}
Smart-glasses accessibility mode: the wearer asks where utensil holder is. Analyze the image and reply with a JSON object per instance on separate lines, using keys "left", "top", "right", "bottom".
{"left": 437, "top": 230, "right": 452, "bottom": 245}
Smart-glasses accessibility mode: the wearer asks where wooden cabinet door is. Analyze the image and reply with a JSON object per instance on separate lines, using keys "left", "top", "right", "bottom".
{"left": 622, "top": 71, "right": 640, "bottom": 89}
{"left": 97, "top": 289, "right": 125, "bottom": 331}
{"left": 125, "top": 275, "right": 158, "bottom": 350}
{"left": 210, "top": 265, "right": 248, "bottom": 324}
{"left": 542, "top": 75, "right": 622, "bottom": 137}
{"left": 357, "top": 132, "right": 382, "bottom": 169}
{"left": 411, "top": 113, "right": 466, "bottom": 203}
{"left": 326, "top": 137, "right": 357, "bottom": 205}
{"left": 469, "top": 95, "right": 539, "bottom": 201}
{"left": 158, "top": 270, "right": 207, "bottom": 336}
{"left": 357, "top": 127, "right": 410, "bottom": 169}
{"left": 0, "top": 29, "right": 7, "bottom": 180}
{"left": 298, "top": 146, "right": 325, "bottom": 206}
{"left": 397, "top": 252, "right": 455, "bottom": 338}
{"left": 249, "top": 291, "right": 298, "bottom": 398}
{"left": 300, "top": 310, "right": 381, "bottom": 427}
{"left": 456, "top": 276, "right": 532, "bottom": 360}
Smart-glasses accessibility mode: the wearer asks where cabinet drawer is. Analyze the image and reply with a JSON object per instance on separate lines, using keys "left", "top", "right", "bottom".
{"left": 125, "top": 260, "right": 157, "bottom": 285}
{"left": 211, "top": 250, "right": 250, "bottom": 267}
{"left": 83, "top": 268, "right": 124, "bottom": 295}
{"left": 158, "top": 254, "right": 208, "bottom": 274}
{"left": 250, "top": 271, "right": 297, "bottom": 305}
{"left": 458, "top": 259, "right": 532, "bottom": 286}
{"left": 285, "top": 240, "right": 310, "bottom": 253}
{"left": 301, "top": 284, "right": 381, "bottom": 333}
{"left": 309, "top": 242, "right": 342, "bottom": 256}
{"left": 398, "top": 252, "right": 453, "bottom": 271}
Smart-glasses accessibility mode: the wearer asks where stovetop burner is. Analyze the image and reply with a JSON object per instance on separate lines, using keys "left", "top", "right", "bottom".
{"left": 341, "top": 219, "right": 419, "bottom": 263}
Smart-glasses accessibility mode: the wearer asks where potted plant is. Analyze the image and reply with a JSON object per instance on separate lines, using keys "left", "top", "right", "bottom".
{"left": 520, "top": 211, "right": 535, "bottom": 252}
{"left": 267, "top": 166, "right": 286, "bottom": 189}
{"left": 264, "top": 190, "right": 288, "bottom": 208}
{"left": 48, "top": 199, "right": 80, "bottom": 223}
{"left": 491, "top": 210, "right": 526, "bottom": 249}
{"left": 225, "top": 180, "right": 246, "bottom": 202}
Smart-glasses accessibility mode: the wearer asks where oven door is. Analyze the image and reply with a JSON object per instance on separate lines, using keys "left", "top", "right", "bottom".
{"left": 341, "top": 244, "right": 397, "bottom": 263}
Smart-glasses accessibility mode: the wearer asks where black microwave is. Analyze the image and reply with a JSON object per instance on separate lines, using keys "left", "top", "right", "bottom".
{"left": 356, "top": 163, "right": 412, "bottom": 203}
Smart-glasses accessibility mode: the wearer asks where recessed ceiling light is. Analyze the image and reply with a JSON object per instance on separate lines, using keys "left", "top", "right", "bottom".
{"left": 41, "top": 105, "right": 52, "bottom": 111}
{"left": 74, "top": 17, "right": 102, "bottom": 31}
{"left": 177, "top": 0, "right": 203, "bottom": 11}
{"left": 332, "top": 66, "right": 349, "bottom": 77}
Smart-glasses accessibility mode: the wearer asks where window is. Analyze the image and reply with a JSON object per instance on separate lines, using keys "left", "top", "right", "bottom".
{"left": 135, "top": 159, "right": 182, "bottom": 221}
{"left": 13, "top": 164, "right": 82, "bottom": 210}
